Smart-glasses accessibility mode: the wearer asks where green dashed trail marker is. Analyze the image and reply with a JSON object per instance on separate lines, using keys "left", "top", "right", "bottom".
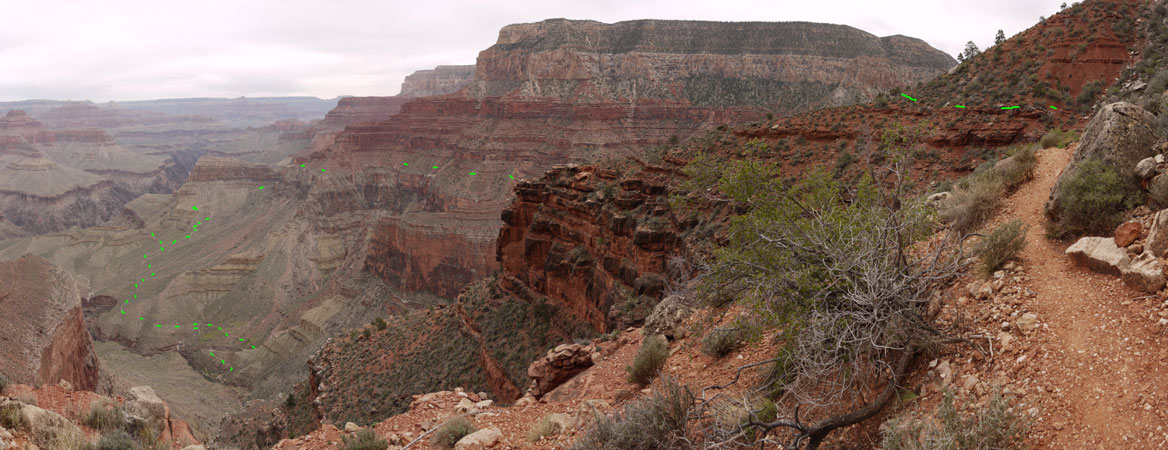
{"left": 258, "top": 186, "right": 265, "bottom": 190}
{"left": 955, "top": 105, "right": 966, "bottom": 108}
{"left": 1050, "top": 105, "right": 1059, "bottom": 110}
{"left": 1001, "top": 106, "right": 1020, "bottom": 110}
{"left": 900, "top": 93, "right": 917, "bottom": 102}
{"left": 469, "top": 172, "right": 477, "bottom": 175}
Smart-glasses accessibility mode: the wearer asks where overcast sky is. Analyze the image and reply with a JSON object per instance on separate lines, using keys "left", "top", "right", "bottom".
{"left": 0, "top": 0, "right": 1070, "bottom": 102}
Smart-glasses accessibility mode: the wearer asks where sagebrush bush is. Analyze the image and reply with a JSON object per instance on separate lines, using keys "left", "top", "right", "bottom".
{"left": 85, "top": 400, "right": 126, "bottom": 432}
{"left": 1053, "top": 159, "right": 1142, "bottom": 237}
{"left": 626, "top": 335, "right": 669, "bottom": 386}
{"left": 0, "top": 402, "right": 24, "bottom": 430}
{"left": 432, "top": 417, "right": 476, "bottom": 449}
{"left": 1040, "top": 128, "right": 1077, "bottom": 148}
{"left": 941, "top": 147, "right": 1037, "bottom": 235}
{"left": 939, "top": 171, "right": 1004, "bottom": 235}
{"left": 701, "top": 327, "right": 743, "bottom": 358}
{"left": 96, "top": 429, "right": 140, "bottom": 450}
{"left": 341, "top": 429, "right": 387, "bottom": 450}
{"left": 881, "top": 390, "right": 1029, "bottom": 450}
{"left": 526, "top": 415, "right": 560, "bottom": 442}
{"left": 572, "top": 377, "right": 692, "bottom": 450}
{"left": 0, "top": 373, "right": 7, "bottom": 394}
{"left": 976, "top": 219, "right": 1028, "bottom": 278}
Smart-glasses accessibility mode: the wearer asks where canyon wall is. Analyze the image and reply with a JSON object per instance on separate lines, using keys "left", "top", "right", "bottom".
{"left": 0, "top": 255, "right": 100, "bottom": 390}
{"left": 399, "top": 65, "right": 476, "bottom": 97}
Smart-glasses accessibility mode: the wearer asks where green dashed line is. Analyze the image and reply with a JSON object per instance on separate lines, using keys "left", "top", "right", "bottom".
{"left": 955, "top": 105, "right": 966, "bottom": 108}
{"left": 900, "top": 93, "right": 917, "bottom": 102}
{"left": 120, "top": 310, "right": 125, "bottom": 315}
{"left": 155, "top": 324, "right": 162, "bottom": 328}
{"left": 469, "top": 172, "right": 477, "bottom": 175}
{"left": 432, "top": 166, "right": 438, "bottom": 169}
{"left": 299, "top": 164, "right": 305, "bottom": 168}
{"left": 1050, "top": 105, "right": 1058, "bottom": 110}
{"left": 258, "top": 186, "right": 265, "bottom": 190}
{"left": 192, "top": 206, "right": 198, "bottom": 211}
{"left": 403, "top": 162, "right": 408, "bottom": 166}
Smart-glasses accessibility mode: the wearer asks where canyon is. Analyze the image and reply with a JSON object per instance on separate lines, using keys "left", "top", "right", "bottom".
{"left": 0, "top": 18, "right": 958, "bottom": 446}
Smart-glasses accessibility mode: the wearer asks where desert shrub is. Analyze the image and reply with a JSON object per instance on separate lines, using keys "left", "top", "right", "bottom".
{"left": 626, "top": 335, "right": 669, "bottom": 386}
{"left": 1053, "top": 159, "right": 1142, "bottom": 237}
{"left": 85, "top": 400, "right": 126, "bottom": 432}
{"left": 700, "top": 327, "right": 743, "bottom": 358}
{"left": 0, "top": 373, "right": 7, "bottom": 394}
{"left": 372, "top": 317, "right": 387, "bottom": 331}
{"left": 284, "top": 393, "right": 296, "bottom": 408}
{"left": 432, "top": 417, "right": 476, "bottom": 449}
{"left": 1039, "top": 128, "right": 1077, "bottom": 148}
{"left": 14, "top": 391, "right": 37, "bottom": 406}
{"left": 976, "top": 219, "right": 1028, "bottom": 278}
{"left": 526, "top": 415, "right": 560, "bottom": 442}
{"left": 0, "top": 402, "right": 24, "bottom": 429}
{"left": 96, "top": 430, "right": 141, "bottom": 450}
{"left": 881, "top": 390, "right": 1029, "bottom": 450}
{"left": 572, "top": 377, "right": 693, "bottom": 450}
{"left": 46, "top": 426, "right": 88, "bottom": 450}
{"left": 939, "top": 170, "right": 1004, "bottom": 234}
{"left": 940, "top": 147, "right": 1036, "bottom": 235}
{"left": 341, "top": 429, "right": 387, "bottom": 450}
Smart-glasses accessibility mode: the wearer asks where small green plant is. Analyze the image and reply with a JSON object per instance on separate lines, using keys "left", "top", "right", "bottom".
{"left": 701, "top": 327, "right": 743, "bottom": 358}
{"left": 1039, "top": 128, "right": 1077, "bottom": 148}
{"left": 0, "top": 402, "right": 24, "bottom": 430}
{"left": 526, "top": 415, "right": 560, "bottom": 442}
{"left": 976, "top": 219, "right": 1028, "bottom": 278}
{"left": 881, "top": 389, "right": 1029, "bottom": 450}
{"left": 96, "top": 430, "right": 141, "bottom": 450}
{"left": 432, "top": 417, "right": 476, "bottom": 449}
{"left": 572, "top": 377, "right": 693, "bottom": 450}
{"left": 372, "top": 317, "right": 387, "bottom": 331}
{"left": 1052, "top": 159, "right": 1142, "bottom": 237}
{"left": 341, "top": 429, "right": 387, "bottom": 450}
{"left": 284, "top": 393, "right": 296, "bottom": 408}
{"left": 85, "top": 400, "right": 126, "bottom": 432}
{"left": 626, "top": 335, "right": 669, "bottom": 386}
{"left": 0, "top": 373, "right": 7, "bottom": 394}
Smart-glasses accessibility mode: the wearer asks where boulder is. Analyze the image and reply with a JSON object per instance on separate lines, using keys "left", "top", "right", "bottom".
{"left": 454, "top": 426, "right": 502, "bottom": 449}
{"left": 455, "top": 398, "right": 479, "bottom": 414}
{"left": 1121, "top": 253, "right": 1166, "bottom": 293}
{"left": 527, "top": 343, "right": 598, "bottom": 397}
{"left": 1047, "top": 102, "right": 1158, "bottom": 222}
{"left": 1148, "top": 210, "right": 1168, "bottom": 257}
{"left": 2, "top": 399, "right": 82, "bottom": 449}
{"left": 1115, "top": 221, "right": 1143, "bottom": 247}
{"left": 643, "top": 294, "right": 693, "bottom": 339}
{"left": 344, "top": 422, "right": 361, "bottom": 433}
{"left": 1066, "top": 237, "right": 1131, "bottom": 276}
{"left": 1137, "top": 156, "right": 1159, "bottom": 179}
{"left": 927, "top": 191, "right": 951, "bottom": 205}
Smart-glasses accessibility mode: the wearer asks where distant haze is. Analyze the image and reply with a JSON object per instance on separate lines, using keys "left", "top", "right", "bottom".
{"left": 0, "top": 0, "right": 1069, "bottom": 102}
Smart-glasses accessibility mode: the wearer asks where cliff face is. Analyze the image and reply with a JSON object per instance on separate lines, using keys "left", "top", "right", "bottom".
{"left": 318, "top": 19, "right": 952, "bottom": 301}
{"left": 399, "top": 65, "right": 476, "bottom": 97}
{"left": 0, "top": 255, "right": 101, "bottom": 391}
{"left": 497, "top": 164, "right": 685, "bottom": 331}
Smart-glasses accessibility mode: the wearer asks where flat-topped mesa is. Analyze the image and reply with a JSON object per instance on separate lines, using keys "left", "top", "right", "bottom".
{"left": 474, "top": 19, "right": 956, "bottom": 110}
{"left": 186, "top": 156, "right": 281, "bottom": 183}
{"left": 54, "top": 128, "right": 117, "bottom": 145}
{"left": 0, "top": 255, "right": 101, "bottom": 391}
{"left": 320, "top": 97, "right": 412, "bottom": 128}
{"left": 399, "top": 65, "right": 476, "bottom": 97}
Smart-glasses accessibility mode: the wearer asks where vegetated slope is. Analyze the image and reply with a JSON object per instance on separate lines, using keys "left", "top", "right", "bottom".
{"left": 729, "top": 0, "right": 1144, "bottom": 187}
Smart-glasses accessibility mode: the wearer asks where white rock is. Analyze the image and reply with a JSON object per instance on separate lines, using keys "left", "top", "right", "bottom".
{"left": 1137, "top": 156, "right": 1159, "bottom": 179}
{"left": 1066, "top": 237, "right": 1131, "bottom": 276}
{"left": 454, "top": 427, "right": 503, "bottom": 449}
{"left": 344, "top": 422, "right": 361, "bottom": 433}
{"left": 474, "top": 399, "right": 493, "bottom": 409}
{"left": 1148, "top": 210, "right": 1168, "bottom": 257}
{"left": 1121, "top": 252, "right": 1166, "bottom": 293}
{"left": 455, "top": 398, "right": 479, "bottom": 414}
{"left": 1015, "top": 313, "right": 1039, "bottom": 333}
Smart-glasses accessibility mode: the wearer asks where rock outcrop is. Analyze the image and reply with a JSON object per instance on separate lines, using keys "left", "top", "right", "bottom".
{"left": 1047, "top": 102, "right": 1159, "bottom": 223}
{"left": 1066, "top": 236, "right": 1165, "bottom": 293}
{"left": 0, "top": 255, "right": 100, "bottom": 391}
{"left": 400, "top": 65, "right": 475, "bottom": 97}
{"left": 527, "top": 343, "right": 600, "bottom": 398}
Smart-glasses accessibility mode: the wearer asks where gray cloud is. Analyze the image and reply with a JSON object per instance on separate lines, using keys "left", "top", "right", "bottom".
{"left": 0, "top": 0, "right": 1069, "bottom": 102}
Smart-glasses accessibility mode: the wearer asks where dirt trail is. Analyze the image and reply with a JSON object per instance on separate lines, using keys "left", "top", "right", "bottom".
{"left": 996, "top": 144, "right": 1168, "bottom": 448}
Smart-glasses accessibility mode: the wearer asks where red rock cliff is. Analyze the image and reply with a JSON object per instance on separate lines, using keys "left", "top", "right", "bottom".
{"left": 0, "top": 255, "right": 101, "bottom": 390}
